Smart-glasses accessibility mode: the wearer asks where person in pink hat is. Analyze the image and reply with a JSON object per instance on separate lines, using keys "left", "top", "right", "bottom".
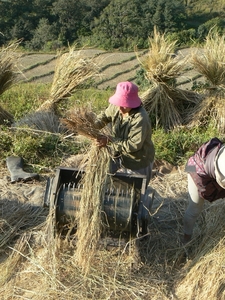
{"left": 94, "top": 81, "right": 155, "bottom": 187}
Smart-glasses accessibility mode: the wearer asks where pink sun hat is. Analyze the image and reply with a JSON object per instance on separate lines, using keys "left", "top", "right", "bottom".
{"left": 109, "top": 81, "right": 142, "bottom": 108}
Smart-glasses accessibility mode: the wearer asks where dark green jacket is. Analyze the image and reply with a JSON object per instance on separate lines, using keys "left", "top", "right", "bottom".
{"left": 95, "top": 104, "right": 155, "bottom": 170}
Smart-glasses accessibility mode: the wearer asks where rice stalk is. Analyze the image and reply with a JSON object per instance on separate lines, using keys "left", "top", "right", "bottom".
{"left": 176, "top": 238, "right": 225, "bottom": 300}
{"left": 191, "top": 30, "right": 225, "bottom": 90}
{"left": 0, "top": 207, "right": 67, "bottom": 299}
{"left": 142, "top": 84, "right": 182, "bottom": 129}
{"left": 74, "top": 144, "right": 111, "bottom": 275}
{"left": 0, "top": 40, "right": 22, "bottom": 125}
{"left": 61, "top": 106, "right": 113, "bottom": 274}
{"left": 37, "top": 46, "right": 100, "bottom": 112}
{"left": 187, "top": 31, "right": 225, "bottom": 131}
{"left": 61, "top": 106, "right": 103, "bottom": 140}
{"left": 61, "top": 106, "right": 113, "bottom": 148}
{"left": 15, "top": 110, "right": 64, "bottom": 133}
{"left": 0, "top": 199, "right": 46, "bottom": 248}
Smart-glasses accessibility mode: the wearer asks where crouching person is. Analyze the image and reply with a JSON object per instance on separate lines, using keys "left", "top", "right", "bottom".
{"left": 183, "top": 137, "right": 225, "bottom": 243}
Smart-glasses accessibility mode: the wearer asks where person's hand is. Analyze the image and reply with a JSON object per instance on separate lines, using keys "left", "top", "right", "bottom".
{"left": 96, "top": 135, "right": 108, "bottom": 148}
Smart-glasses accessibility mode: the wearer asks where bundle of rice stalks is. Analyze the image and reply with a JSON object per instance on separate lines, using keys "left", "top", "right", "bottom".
{"left": 138, "top": 28, "right": 184, "bottom": 86}
{"left": 37, "top": 46, "right": 100, "bottom": 113}
{"left": 74, "top": 145, "right": 110, "bottom": 275}
{"left": 0, "top": 40, "right": 22, "bottom": 96}
{"left": 141, "top": 85, "right": 202, "bottom": 130}
{"left": 15, "top": 110, "right": 64, "bottom": 133}
{"left": 137, "top": 28, "right": 200, "bottom": 130}
{"left": 191, "top": 30, "right": 225, "bottom": 91}
{"left": 62, "top": 106, "right": 113, "bottom": 274}
{"left": 0, "top": 40, "right": 22, "bottom": 125}
{"left": 186, "top": 94, "right": 225, "bottom": 132}
{"left": 175, "top": 200, "right": 225, "bottom": 300}
{"left": 187, "top": 31, "right": 225, "bottom": 131}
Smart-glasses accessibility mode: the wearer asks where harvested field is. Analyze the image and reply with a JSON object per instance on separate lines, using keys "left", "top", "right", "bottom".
{"left": 20, "top": 53, "right": 56, "bottom": 69}
{"left": 22, "top": 59, "right": 56, "bottom": 82}
{"left": 18, "top": 48, "right": 205, "bottom": 90}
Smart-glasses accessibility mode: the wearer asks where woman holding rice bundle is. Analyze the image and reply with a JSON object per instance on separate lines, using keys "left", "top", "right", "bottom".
{"left": 183, "top": 137, "right": 225, "bottom": 243}
{"left": 94, "top": 81, "right": 155, "bottom": 187}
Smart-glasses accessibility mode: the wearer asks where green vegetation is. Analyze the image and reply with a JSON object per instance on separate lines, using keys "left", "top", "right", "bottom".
{"left": 153, "top": 125, "right": 220, "bottom": 165}
{"left": 0, "top": 0, "right": 224, "bottom": 51}
{"left": 0, "top": 85, "right": 112, "bottom": 170}
{"left": 0, "top": 83, "right": 50, "bottom": 119}
{"left": 0, "top": 125, "right": 83, "bottom": 171}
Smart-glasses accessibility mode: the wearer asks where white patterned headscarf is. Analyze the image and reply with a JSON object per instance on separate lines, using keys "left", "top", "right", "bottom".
{"left": 215, "top": 145, "right": 225, "bottom": 188}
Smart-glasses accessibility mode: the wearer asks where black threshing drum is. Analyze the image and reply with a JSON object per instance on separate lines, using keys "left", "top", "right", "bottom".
{"left": 44, "top": 167, "right": 153, "bottom": 236}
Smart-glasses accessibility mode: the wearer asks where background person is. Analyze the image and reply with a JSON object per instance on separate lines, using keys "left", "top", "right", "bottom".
{"left": 94, "top": 81, "right": 155, "bottom": 187}
{"left": 183, "top": 137, "right": 225, "bottom": 243}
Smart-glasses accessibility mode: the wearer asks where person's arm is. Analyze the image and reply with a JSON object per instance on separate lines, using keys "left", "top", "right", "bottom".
{"left": 94, "top": 104, "right": 116, "bottom": 129}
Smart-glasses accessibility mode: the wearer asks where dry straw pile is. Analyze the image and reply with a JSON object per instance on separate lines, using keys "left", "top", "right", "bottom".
{"left": 138, "top": 27, "right": 202, "bottom": 130}
{"left": 175, "top": 199, "right": 225, "bottom": 300}
{"left": 187, "top": 31, "right": 225, "bottom": 132}
{"left": 0, "top": 198, "right": 47, "bottom": 287}
{"left": 1, "top": 164, "right": 225, "bottom": 299}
